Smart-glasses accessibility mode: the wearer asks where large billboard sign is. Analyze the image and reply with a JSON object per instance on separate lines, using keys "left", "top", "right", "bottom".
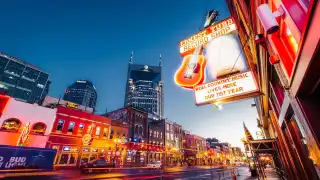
{"left": 0, "top": 145, "right": 56, "bottom": 170}
{"left": 174, "top": 16, "right": 260, "bottom": 105}
{"left": 194, "top": 71, "right": 259, "bottom": 105}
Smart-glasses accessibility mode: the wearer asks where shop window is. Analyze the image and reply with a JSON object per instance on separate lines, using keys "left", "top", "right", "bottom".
{"left": 103, "top": 128, "right": 108, "bottom": 138}
{"left": 1, "top": 118, "right": 21, "bottom": 132}
{"left": 67, "top": 122, "right": 75, "bottom": 133}
{"left": 78, "top": 123, "right": 84, "bottom": 135}
{"left": 56, "top": 120, "right": 65, "bottom": 132}
{"left": 95, "top": 127, "right": 101, "bottom": 137}
{"left": 31, "top": 122, "right": 46, "bottom": 135}
{"left": 59, "top": 153, "right": 77, "bottom": 165}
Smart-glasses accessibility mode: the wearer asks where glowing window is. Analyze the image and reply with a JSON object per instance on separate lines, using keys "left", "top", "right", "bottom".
{"left": 68, "top": 122, "right": 75, "bottom": 133}
{"left": 1, "top": 118, "right": 21, "bottom": 132}
{"left": 95, "top": 127, "right": 101, "bottom": 136}
{"left": 285, "top": 27, "right": 298, "bottom": 54}
{"left": 31, "top": 123, "right": 46, "bottom": 135}
{"left": 103, "top": 128, "right": 108, "bottom": 137}
{"left": 78, "top": 123, "right": 84, "bottom": 135}
{"left": 56, "top": 120, "right": 64, "bottom": 131}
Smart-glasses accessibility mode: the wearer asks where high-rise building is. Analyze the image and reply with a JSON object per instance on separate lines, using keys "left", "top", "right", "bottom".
{"left": 0, "top": 52, "right": 50, "bottom": 103}
{"left": 124, "top": 52, "right": 164, "bottom": 118}
{"left": 63, "top": 80, "right": 97, "bottom": 111}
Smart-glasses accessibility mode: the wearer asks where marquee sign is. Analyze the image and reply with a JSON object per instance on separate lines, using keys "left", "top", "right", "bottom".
{"left": 194, "top": 71, "right": 259, "bottom": 105}
{"left": 174, "top": 13, "right": 260, "bottom": 106}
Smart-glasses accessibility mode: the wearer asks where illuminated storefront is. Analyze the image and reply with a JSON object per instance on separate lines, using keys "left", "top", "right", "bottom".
{"left": 0, "top": 95, "right": 56, "bottom": 148}
{"left": 47, "top": 106, "right": 114, "bottom": 168}
{"left": 227, "top": 0, "right": 320, "bottom": 179}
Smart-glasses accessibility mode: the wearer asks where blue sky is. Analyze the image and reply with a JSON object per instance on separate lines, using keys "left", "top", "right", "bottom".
{"left": 0, "top": 0, "right": 259, "bottom": 148}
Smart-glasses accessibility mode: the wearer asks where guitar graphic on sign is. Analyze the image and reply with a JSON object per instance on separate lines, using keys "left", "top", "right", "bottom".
{"left": 174, "top": 10, "right": 219, "bottom": 89}
{"left": 174, "top": 45, "right": 206, "bottom": 89}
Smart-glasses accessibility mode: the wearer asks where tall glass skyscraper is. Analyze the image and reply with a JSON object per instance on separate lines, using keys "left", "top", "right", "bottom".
{"left": 63, "top": 80, "right": 97, "bottom": 111}
{"left": 0, "top": 52, "right": 50, "bottom": 103}
{"left": 124, "top": 52, "right": 164, "bottom": 119}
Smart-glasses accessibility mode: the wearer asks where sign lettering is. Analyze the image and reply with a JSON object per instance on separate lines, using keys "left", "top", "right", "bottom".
{"left": 194, "top": 71, "right": 259, "bottom": 105}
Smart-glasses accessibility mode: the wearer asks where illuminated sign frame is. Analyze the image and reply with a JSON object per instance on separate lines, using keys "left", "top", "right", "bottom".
{"left": 194, "top": 71, "right": 259, "bottom": 106}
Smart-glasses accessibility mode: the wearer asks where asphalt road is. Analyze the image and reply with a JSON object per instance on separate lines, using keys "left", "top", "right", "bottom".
{"left": 1, "top": 166, "right": 251, "bottom": 180}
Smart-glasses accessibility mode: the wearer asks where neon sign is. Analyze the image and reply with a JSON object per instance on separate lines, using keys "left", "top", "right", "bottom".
{"left": 17, "top": 122, "right": 31, "bottom": 146}
{"left": 179, "top": 18, "right": 236, "bottom": 57}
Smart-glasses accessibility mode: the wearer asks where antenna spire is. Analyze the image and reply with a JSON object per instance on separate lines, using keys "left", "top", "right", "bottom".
{"left": 159, "top": 54, "right": 162, "bottom": 66}
{"left": 129, "top": 51, "right": 133, "bottom": 64}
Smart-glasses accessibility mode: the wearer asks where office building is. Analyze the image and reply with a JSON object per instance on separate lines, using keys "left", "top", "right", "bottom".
{"left": 0, "top": 52, "right": 50, "bottom": 103}
{"left": 63, "top": 80, "right": 97, "bottom": 111}
{"left": 124, "top": 52, "right": 164, "bottom": 119}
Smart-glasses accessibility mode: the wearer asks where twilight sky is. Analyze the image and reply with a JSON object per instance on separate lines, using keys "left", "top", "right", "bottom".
{"left": 0, "top": 0, "right": 259, "bottom": 148}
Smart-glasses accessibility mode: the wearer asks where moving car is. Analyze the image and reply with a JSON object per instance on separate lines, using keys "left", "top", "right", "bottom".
{"left": 147, "top": 161, "right": 162, "bottom": 169}
{"left": 80, "top": 159, "right": 115, "bottom": 173}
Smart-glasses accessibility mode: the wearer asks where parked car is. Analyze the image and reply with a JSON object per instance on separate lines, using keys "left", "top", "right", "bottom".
{"left": 147, "top": 161, "right": 162, "bottom": 169}
{"left": 80, "top": 159, "right": 115, "bottom": 173}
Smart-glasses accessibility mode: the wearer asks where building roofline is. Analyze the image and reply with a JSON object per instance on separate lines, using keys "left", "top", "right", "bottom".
{"left": 0, "top": 52, "right": 44, "bottom": 72}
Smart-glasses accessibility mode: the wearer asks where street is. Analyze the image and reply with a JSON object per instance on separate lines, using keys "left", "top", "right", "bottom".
{"left": 1, "top": 166, "right": 255, "bottom": 180}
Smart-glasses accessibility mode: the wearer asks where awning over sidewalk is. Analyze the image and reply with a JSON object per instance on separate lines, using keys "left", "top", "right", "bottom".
{"left": 245, "top": 139, "right": 277, "bottom": 154}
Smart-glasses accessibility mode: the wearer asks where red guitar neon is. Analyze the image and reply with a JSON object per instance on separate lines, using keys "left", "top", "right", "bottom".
{"left": 174, "top": 45, "right": 206, "bottom": 89}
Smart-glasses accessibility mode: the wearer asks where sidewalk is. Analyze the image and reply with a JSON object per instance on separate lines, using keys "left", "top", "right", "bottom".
{"left": 233, "top": 166, "right": 281, "bottom": 180}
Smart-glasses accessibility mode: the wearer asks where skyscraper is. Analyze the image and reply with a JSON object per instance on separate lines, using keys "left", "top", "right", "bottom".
{"left": 124, "top": 52, "right": 164, "bottom": 119}
{"left": 0, "top": 52, "right": 50, "bottom": 103}
{"left": 63, "top": 80, "right": 97, "bottom": 111}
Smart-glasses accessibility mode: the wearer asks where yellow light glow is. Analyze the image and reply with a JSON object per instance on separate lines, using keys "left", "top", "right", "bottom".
{"left": 286, "top": 27, "right": 298, "bottom": 53}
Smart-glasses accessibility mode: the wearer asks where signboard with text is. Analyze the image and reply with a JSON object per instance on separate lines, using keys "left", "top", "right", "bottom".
{"left": 194, "top": 71, "right": 259, "bottom": 105}
{"left": 179, "top": 18, "right": 237, "bottom": 57}
{"left": 0, "top": 145, "right": 56, "bottom": 170}
{"left": 174, "top": 14, "right": 260, "bottom": 105}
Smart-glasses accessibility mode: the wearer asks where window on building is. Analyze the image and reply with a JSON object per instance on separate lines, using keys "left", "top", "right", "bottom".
{"left": 160, "top": 132, "right": 163, "bottom": 139}
{"left": 1, "top": 118, "right": 21, "bottom": 132}
{"left": 122, "top": 132, "right": 126, "bottom": 137}
{"left": 56, "top": 120, "right": 65, "bottom": 132}
{"left": 110, "top": 129, "right": 114, "bottom": 139}
{"left": 67, "top": 122, "right": 75, "bottom": 133}
{"left": 170, "top": 133, "right": 173, "bottom": 140}
{"left": 154, "top": 131, "right": 156, "bottom": 138}
{"left": 95, "top": 127, "right": 101, "bottom": 137}
{"left": 78, "top": 123, "right": 84, "bottom": 135}
{"left": 166, "top": 132, "right": 169, "bottom": 139}
{"left": 31, "top": 123, "right": 46, "bottom": 135}
{"left": 103, "top": 128, "right": 108, "bottom": 137}
{"left": 156, "top": 131, "right": 159, "bottom": 138}
{"left": 139, "top": 126, "right": 143, "bottom": 135}
{"left": 150, "top": 130, "right": 152, "bottom": 136}
{"left": 166, "top": 124, "right": 169, "bottom": 131}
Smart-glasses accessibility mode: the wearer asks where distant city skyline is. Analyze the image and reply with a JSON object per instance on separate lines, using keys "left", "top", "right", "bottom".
{"left": 0, "top": 0, "right": 259, "bottom": 149}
